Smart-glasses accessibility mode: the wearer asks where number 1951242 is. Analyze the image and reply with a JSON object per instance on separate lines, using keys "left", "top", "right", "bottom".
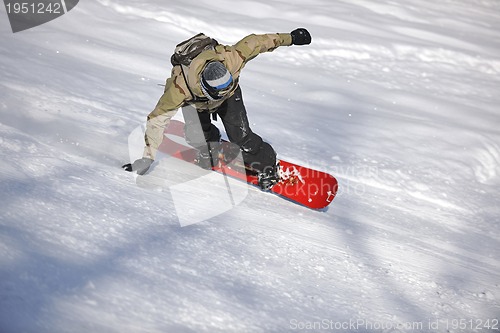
{"left": 6, "top": 2, "right": 63, "bottom": 14}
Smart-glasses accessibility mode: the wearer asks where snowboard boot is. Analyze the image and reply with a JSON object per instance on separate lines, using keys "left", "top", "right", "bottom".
{"left": 257, "top": 163, "right": 280, "bottom": 191}
{"left": 195, "top": 141, "right": 221, "bottom": 170}
{"left": 220, "top": 141, "right": 242, "bottom": 165}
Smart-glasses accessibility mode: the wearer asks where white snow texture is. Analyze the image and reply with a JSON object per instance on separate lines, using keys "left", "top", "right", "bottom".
{"left": 1, "top": 0, "right": 499, "bottom": 332}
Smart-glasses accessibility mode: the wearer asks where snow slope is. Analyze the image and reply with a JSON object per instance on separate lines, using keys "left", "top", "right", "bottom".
{"left": 1, "top": 0, "right": 499, "bottom": 332}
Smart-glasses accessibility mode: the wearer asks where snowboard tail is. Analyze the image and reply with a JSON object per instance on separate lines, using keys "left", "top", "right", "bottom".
{"left": 158, "top": 120, "right": 338, "bottom": 210}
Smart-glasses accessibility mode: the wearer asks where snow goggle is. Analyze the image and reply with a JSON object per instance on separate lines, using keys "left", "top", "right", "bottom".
{"left": 200, "top": 73, "right": 234, "bottom": 100}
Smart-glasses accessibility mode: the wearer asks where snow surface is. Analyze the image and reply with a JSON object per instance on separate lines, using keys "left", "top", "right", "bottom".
{"left": 1, "top": 0, "right": 500, "bottom": 332}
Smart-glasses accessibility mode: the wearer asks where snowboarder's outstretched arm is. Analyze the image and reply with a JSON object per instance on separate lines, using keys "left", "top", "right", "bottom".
{"left": 142, "top": 67, "right": 189, "bottom": 160}
{"left": 122, "top": 67, "right": 188, "bottom": 174}
{"left": 223, "top": 28, "right": 311, "bottom": 74}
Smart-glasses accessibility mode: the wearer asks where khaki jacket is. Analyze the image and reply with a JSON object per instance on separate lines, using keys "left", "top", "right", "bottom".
{"left": 143, "top": 33, "right": 293, "bottom": 159}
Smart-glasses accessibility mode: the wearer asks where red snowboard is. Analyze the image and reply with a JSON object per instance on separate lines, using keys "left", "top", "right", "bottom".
{"left": 158, "top": 120, "right": 338, "bottom": 210}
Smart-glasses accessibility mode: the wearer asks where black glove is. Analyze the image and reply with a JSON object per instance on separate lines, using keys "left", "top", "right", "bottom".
{"left": 122, "top": 158, "right": 153, "bottom": 175}
{"left": 290, "top": 28, "right": 311, "bottom": 45}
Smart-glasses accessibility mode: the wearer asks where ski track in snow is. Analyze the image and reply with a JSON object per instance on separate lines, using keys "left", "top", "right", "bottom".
{"left": 1, "top": 0, "right": 500, "bottom": 332}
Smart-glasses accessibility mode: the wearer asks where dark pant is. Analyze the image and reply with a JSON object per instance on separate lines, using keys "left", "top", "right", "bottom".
{"left": 182, "top": 86, "right": 276, "bottom": 173}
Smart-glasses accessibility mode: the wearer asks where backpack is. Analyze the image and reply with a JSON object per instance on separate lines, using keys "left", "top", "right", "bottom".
{"left": 170, "top": 33, "right": 219, "bottom": 67}
{"left": 169, "top": 33, "right": 219, "bottom": 103}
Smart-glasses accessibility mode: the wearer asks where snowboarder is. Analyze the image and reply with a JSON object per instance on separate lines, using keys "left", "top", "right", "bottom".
{"left": 123, "top": 28, "right": 312, "bottom": 190}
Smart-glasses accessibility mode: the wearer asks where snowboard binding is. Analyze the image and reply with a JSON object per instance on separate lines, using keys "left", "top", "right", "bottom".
{"left": 257, "top": 163, "right": 281, "bottom": 191}
{"left": 194, "top": 141, "right": 221, "bottom": 170}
